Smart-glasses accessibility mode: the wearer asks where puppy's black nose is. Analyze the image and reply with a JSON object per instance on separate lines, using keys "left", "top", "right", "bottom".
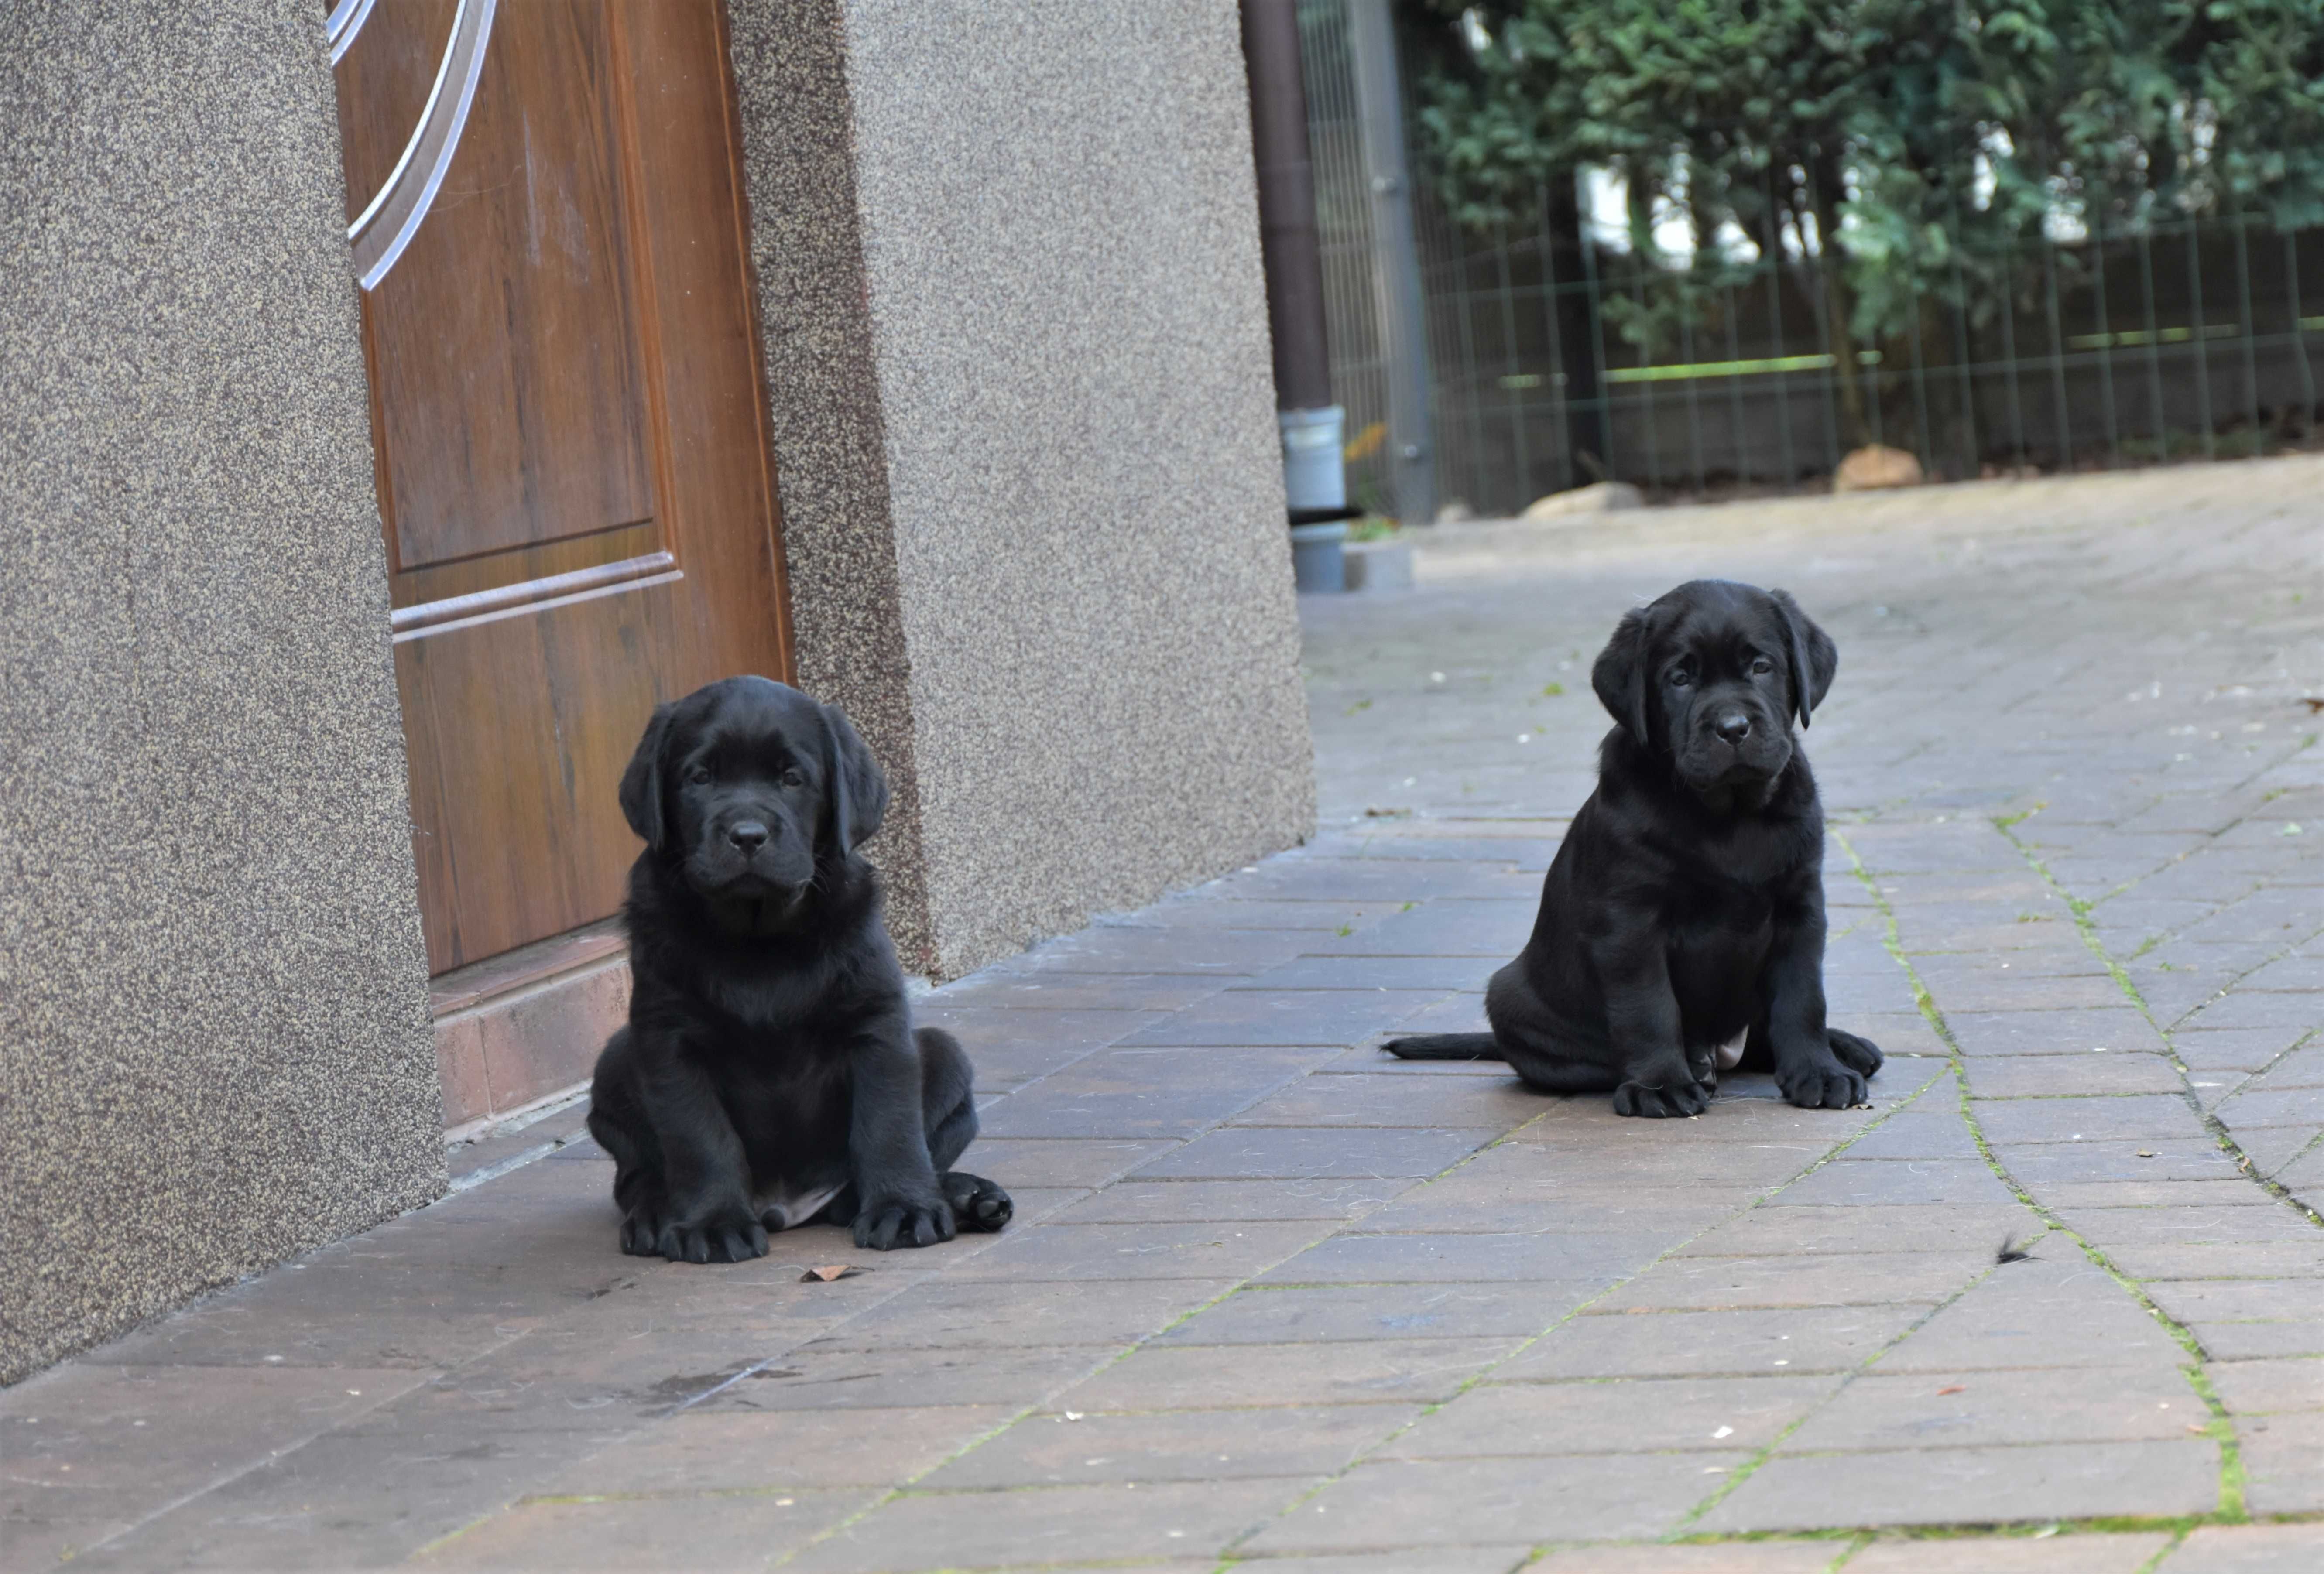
{"left": 727, "top": 821, "right": 769, "bottom": 852}
{"left": 1714, "top": 712, "right": 1752, "bottom": 743}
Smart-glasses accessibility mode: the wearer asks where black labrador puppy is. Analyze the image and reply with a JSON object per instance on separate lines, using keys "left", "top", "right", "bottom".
{"left": 1386, "top": 580, "right": 1882, "bottom": 1116}
{"left": 587, "top": 676, "right": 1011, "bottom": 1260}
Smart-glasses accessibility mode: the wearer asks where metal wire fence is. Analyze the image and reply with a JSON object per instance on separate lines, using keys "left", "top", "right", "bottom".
{"left": 1296, "top": 2, "right": 2324, "bottom": 519}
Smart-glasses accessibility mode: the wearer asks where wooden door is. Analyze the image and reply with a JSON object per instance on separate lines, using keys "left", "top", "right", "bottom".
{"left": 330, "top": 0, "right": 792, "bottom": 974}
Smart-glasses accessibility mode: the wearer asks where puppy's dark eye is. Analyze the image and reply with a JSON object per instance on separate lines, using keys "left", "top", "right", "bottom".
{"left": 1668, "top": 670, "right": 1693, "bottom": 688}
{"left": 687, "top": 765, "right": 714, "bottom": 786}
{"left": 1750, "top": 657, "right": 1774, "bottom": 676}
{"left": 780, "top": 768, "right": 806, "bottom": 789}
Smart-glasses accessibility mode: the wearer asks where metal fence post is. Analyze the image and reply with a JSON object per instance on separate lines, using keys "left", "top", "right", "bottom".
{"left": 1346, "top": 0, "right": 1436, "bottom": 525}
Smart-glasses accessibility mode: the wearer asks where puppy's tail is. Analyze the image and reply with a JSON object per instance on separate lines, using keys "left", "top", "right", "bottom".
{"left": 1382, "top": 1032, "right": 1505, "bottom": 1062}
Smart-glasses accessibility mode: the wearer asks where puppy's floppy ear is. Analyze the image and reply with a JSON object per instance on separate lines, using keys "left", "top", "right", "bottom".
{"left": 619, "top": 702, "right": 678, "bottom": 850}
{"left": 1769, "top": 589, "right": 1837, "bottom": 729}
{"left": 1591, "top": 607, "right": 1652, "bottom": 746}
{"left": 819, "top": 703, "right": 889, "bottom": 859}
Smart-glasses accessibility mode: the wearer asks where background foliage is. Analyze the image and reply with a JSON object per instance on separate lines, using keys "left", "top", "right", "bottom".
{"left": 1401, "top": 0, "right": 2324, "bottom": 426}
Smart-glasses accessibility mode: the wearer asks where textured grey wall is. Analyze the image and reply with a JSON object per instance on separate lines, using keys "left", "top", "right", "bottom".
{"left": 731, "top": 0, "right": 1316, "bottom": 978}
{"left": 0, "top": 3, "right": 443, "bottom": 1383}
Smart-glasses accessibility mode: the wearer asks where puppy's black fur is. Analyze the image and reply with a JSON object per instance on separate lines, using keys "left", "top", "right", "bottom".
{"left": 1385, "top": 581, "right": 1882, "bottom": 1117}
{"left": 587, "top": 676, "right": 1011, "bottom": 1261}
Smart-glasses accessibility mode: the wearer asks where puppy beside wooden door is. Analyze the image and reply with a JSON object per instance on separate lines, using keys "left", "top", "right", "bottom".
{"left": 586, "top": 676, "right": 1012, "bottom": 1261}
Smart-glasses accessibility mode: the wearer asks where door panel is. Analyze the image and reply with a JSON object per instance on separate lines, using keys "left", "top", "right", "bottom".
{"left": 334, "top": 0, "right": 792, "bottom": 974}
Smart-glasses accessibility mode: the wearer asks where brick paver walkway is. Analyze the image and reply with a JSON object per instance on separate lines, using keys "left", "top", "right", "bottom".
{"left": 7, "top": 461, "right": 2320, "bottom": 1572}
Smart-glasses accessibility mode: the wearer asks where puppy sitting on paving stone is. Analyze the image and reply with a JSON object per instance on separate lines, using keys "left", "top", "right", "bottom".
{"left": 588, "top": 677, "right": 1011, "bottom": 1261}
{"left": 1385, "top": 580, "right": 1883, "bottom": 1117}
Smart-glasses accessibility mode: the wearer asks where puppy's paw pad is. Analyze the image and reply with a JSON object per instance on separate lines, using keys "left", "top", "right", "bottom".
{"left": 941, "top": 1172, "right": 1012, "bottom": 1233}
{"left": 1828, "top": 1030, "right": 1885, "bottom": 1077}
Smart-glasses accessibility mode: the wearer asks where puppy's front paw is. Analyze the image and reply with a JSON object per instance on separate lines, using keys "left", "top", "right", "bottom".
{"left": 1612, "top": 1078, "right": 1713, "bottom": 1118}
{"left": 650, "top": 1205, "right": 769, "bottom": 1265}
{"left": 941, "top": 1171, "right": 1012, "bottom": 1233}
{"left": 1777, "top": 1057, "right": 1869, "bottom": 1110}
{"left": 1828, "top": 1030, "right": 1884, "bottom": 1079}
{"left": 853, "top": 1194, "right": 957, "bottom": 1250}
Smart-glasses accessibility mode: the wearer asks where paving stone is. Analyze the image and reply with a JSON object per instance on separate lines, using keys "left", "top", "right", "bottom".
{"left": 2203, "top": 1356, "right": 2324, "bottom": 1414}
{"left": 1129, "top": 1126, "right": 1499, "bottom": 1180}
{"left": 1870, "top": 1259, "right": 2181, "bottom": 1373}
{"left": 2031, "top": 1177, "right": 2284, "bottom": 1209}
{"left": 1941, "top": 1010, "right": 2169, "bottom": 1057}
{"left": 935, "top": 972, "right": 1234, "bottom": 1012}
{"left": 956, "top": 1137, "right": 1181, "bottom": 1189}
{"left": 1964, "top": 1055, "right": 2188, "bottom": 1098}
{"left": 0, "top": 1365, "right": 430, "bottom": 1569}
{"left": 1780, "top": 1364, "right": 2200, "bottom": 1451}
{"left": 2053, "top": 1204, "right": 2324, "bottom": 1245}
{"left": 2213, "top": 1086, "right": 2324, "bottom": 1128}
{"left": 415, "top": 1488, "right": 878, "bottom": 1571}
{"left": 939, "top": 1221, "right": 1328, "bottom": 1283}
{"left": 2166, "top": 1522, "right": 2324, "bottom": 1573}
{"left": 977, "top": 1046, "right": 1333, "bottom": 1138}
{"left": 535, "top": 1404, "right": 1011, "bottom": 1495}
{"left": 919, "top": 1402, "right": 1412, "bottom": 1489}
{"left": 805, "top": 1276, "right": 1237, "bottom": 1349}
{"left": 1000, "top": 926, "right": 1316, "bottom": 975}
{"left": 1694, "top": 1438, "right": 2219, "bottom": 1531}
{"left": 1533, "top": 1542, "right": 1840, "bottom": 1573}
{"left": 1842, "top": 1111, "right": 1988, "bottom": 1161}
{"left": 2171, "top": 1028, "right": 2308, "bottom": 1073}
{"left": 1498, "top": 1305, "right": 1929, "bottom": 1381}
{"left": 1844, "top": 1531, "right": 2173, "bottom": 1572}
{"left": 65, "top": 1412, "right": 639, "bottom": 1571}
{"left": 1774, "top": 1160, "right": 2020, "bottom": 1207}
{"left": 1115, "top": 899, "right": 1403, "bottom": 933}
{"left": 1678, "top": 1204, "right": 2029, "bottom": 1257}
{"left": 1054, "top": 1336, "right": 1528, "bottom": 1412}
{"left": 1239, "top": 1452, "right": 1753, "bottom": 1553}
{"left": 1045, "top": 1178, "right": 1412, "bottom": 1225}
{"left": 2103, "top": 1241, "right": 2324, "bottom": 1280}
{"left": 2235, "top": 1409, "right": 2324, "bottom": 1513}
{"left": 1255, "top": 1231, "right": 1648, "bottom": 1287}
{"left": 1296, "top": 899, "right": 1542, "bottom": 957}
{"left": 1246, "top": 955, "right": 1504, "bottom": 991}
{"left": 1229, "top": 1071, "right": 1553, "bottom": 1129}
{"left": 1596, "top": 1252, "right": 1982, "bottom": 1312}
{"left": 689, "top": 1344, "right": 1114, "bottom": 1413}
{"left": 1156, "top": 1283, "right": 1582, "bottom": 1345}
{"left": 1973, "top": 1095, "right": 2204, "bottom": 1146}
{"left": 1990, "top": 1139, "right": 2244, "bottom": 1187}
{"left": 1381, "top": 1372, "right": 1843, "bottom": 1458}
{"left": 783, "top": 1476, "right": 1306, "bottom": 1573}
{"left": 1221, "top": 1552, "right": 1535, "bottom": 1574}
{"left": 1113, "top": 989, "right": 1453, "bottom": 1047}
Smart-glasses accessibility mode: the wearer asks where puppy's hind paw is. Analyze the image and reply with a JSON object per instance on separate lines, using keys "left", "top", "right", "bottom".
{"left": 1828, "top": 1029, "right": 1884, "bottom": 1079}
{"left": 941, "top": 1171, "right": 1013, "bottom": 1233}
{"left": 1612, "top": 1079, "right": 1714, "bottom": 1119}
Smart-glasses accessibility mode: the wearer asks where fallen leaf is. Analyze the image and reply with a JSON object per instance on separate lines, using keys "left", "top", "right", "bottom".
{"left": 1937, "top": 1385, "right": 1967, "bottom": 1396}
{"left": 2300, "top": 697, "right": 2324, "bottom": 714}
{"left": 801, "top": 1265, "right": 864, "bottom": 1283}
{"left": 2137, "top": 1150, "right": 2156, "bottom": 1158}
{"left": 2186, "top": 1422, "right": 2211, "bottom": 1434}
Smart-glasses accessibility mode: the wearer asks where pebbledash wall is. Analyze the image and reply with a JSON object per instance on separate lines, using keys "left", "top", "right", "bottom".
{"left": 731, "top": 0, "right": 1315, "bottom": 978}
{"left": 0, "top": 3, "right": 446, "bottom": 1384}
{"left": 0, "top": 0, "right": 1313, "bottom": 1380}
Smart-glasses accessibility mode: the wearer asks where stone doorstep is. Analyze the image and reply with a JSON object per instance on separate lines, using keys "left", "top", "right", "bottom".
{"left": 432, "top": 918, "right": 628, "bottom": 1133}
